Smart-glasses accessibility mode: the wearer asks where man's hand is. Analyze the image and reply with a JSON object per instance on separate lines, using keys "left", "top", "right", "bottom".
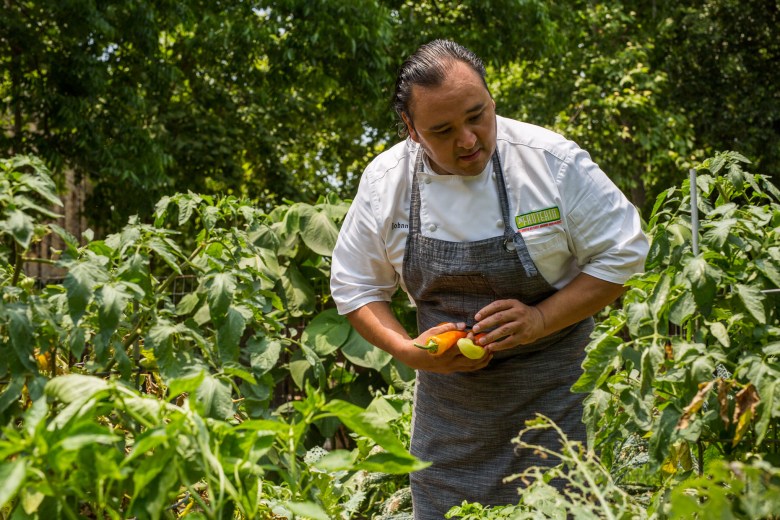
{"left": 404, "top": 322, "right": 492, "bottom": 373}
{"left": 471, "top": 299, "right": 545, "bottom": 352}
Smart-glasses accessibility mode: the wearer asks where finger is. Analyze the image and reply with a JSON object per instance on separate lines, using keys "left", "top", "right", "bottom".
{"left": 474, "top": 299, "right": 514, "bottom": 321}
{"left": 485, "top": 335, "right": 521, "bottom": 352}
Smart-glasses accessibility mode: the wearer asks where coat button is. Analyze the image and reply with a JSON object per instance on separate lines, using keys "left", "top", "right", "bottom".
{"left": 428, "top": 224, "right": 437, "bottom": 232}
{"left": 496, "top": 219, "right": 503, "bottom": 227}
{"left": 424, "top": 177, "right": 432, "bottom": 184}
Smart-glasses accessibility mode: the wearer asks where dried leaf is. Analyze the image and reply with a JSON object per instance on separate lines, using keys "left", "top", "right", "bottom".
{"left": 732, "top": 384, "right": 760, "bottom": 446}
{"left": 677, "top": 380, "right": 716, "bottom": 430}
{"left": 717, "top": 378, "right": 731, "bottom": 426}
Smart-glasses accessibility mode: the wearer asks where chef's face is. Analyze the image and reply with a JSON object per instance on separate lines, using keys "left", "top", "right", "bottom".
{"left": 402, "top": 61, "right": 497, "bottom": 177}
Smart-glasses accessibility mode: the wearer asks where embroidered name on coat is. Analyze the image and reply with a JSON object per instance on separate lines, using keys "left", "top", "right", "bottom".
{"left": 515, "top": 207, "right": 562, "bottom": 232}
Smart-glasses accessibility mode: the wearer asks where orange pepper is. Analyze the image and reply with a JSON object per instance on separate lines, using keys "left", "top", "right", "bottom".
{"left": 414, "top": 330, "right": 468, "bottom": 356}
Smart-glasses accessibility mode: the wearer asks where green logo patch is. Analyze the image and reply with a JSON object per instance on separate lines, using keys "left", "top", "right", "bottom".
{"left": 515, "top": 206, "right": 561, "bottom": 232}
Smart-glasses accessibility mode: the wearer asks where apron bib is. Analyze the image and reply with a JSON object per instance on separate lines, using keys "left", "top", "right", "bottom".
{"left": 402, "top": 150, "right": 594, "bottom": 519}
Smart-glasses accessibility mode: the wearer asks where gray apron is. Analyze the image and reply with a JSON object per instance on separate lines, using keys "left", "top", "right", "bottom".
{"left": 402, "top": 150, "right": 594, "bottom": 519}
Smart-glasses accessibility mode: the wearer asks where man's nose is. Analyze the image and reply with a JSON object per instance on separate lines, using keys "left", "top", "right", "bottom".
{"left": 456, "top": 127, "right": 477, "bottom": 149}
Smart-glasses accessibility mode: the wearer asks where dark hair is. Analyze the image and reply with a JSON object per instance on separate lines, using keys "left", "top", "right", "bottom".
{"left": 392, "top": 39, "right": 488, "bottom": 137}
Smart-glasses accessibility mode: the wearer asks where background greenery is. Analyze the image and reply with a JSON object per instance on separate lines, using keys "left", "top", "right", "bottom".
{"left": 2, "top": 0, "right": 778, "bottom": 229}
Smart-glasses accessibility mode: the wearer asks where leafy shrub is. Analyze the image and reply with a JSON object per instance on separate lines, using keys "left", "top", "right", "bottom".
{"left": 0, "top": 154, "right": 420, "bottom": 518}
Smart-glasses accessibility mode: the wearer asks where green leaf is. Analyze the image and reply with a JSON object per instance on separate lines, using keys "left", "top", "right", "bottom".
{"left": 166, "top": 366, "right": 206, "bottom": 399}
{"left": 356, "top": 451, "right": 430, "bottom": 473}
{"left": 1, "top": 209, "right": 35, "bottom": 249}
{"left": 96, "top": 284, "right": 129, "bottom": 344}
{"left": 323, "top": 399, "right": 416, "bottom": 459}
{"left": 572, "top": 335, "right": 622, "bottom": 393}
{"left": 683, "top": 257, "right": 719, "bottom": 315}
{"left": 195, "top": 374, "right": 234, "bottom": 420}
{"left": 736, "top": 283, "right": 766, "bottom": 324}
{"left": 64, "top": 261, "right": 108, "bottom": 325}
{"left": 645, "top": 232, "right": 669, "bottom": 270}
{"left": 17, "top": 164, "right": 61, "bottom": 206}
{"left": 300, "top": 207, "right": 340, "bottom": 256}
{"left": 289, "top": 359, "right": 311, "bottom": 390}
{"left": 147, "top": 236, "right": 182, "bottom": 274}
{"left": 45, "top": 375, "right": 109, "bottom": 404}
{"left": 207, "top": 272, "right": 236, "bottom": 318}
{"left": 755, "top": 258, "right": 780, "bottom": 288}
{"left": 246, "top": 335, "right": 283, "bottom": 376}
{"left": 56, "top": 424, "right": 122, "bottom": 451}
{"left": 764, "top": 342, "right": 780, "bottom": 356}
{"left": 177, "top": 193, "right": 201, "bottom": 225}
{"left": 5, "top": 305, "right": 36, "bottom": 371}
{"left": 707, "top": 321, "right": 729, "bottom": 348}
{"left": 626, "top": 301, "right": 652, "bottom": 337}
{"left": 311, "top": 449, "right": 357, "bottom": 471}
{"left": 216, "top": 305, "right": 246, "bottom": 363}
{"left": 341, "top": 328, "right": 391, "bottom": 370}
{"left": 0, "top": 377, "right": 25, "bottom": 415}
{"left": 702, "top": 219, "right": 737, "bottom": 249}
{"left": 648, "top": 272, "right": 672, "bottom": 318}
{"left": 669, "top": 291, "right": 696, "bottom": 325}
{"left": 302, "top": 308, "right": 351, "bottom": 356}
{"left": 286, "top": 501, "right": 329, "bottom": 520}
{"left": 0, "top": 459, "right": 26, "bottom": 509}
{"left": 281, "top": 264, "right": 315, "bottom": 317}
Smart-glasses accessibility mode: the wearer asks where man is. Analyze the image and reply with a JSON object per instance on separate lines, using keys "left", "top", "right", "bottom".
{"left": 330, "top": 39, "right": 648, "bottom": 518}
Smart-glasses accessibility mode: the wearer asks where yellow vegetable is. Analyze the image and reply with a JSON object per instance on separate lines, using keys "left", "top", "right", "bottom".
{"left": 457, "top": 337, "right": 486, "bottom": 360}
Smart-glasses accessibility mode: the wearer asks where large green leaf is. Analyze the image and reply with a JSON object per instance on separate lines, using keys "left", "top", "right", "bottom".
{"left": 302, "top": 308, "right": 351, "bottom": 356}
{"left": 216, "top": 305, "right": 247, "bottom": 363}
{"left": 341, "top": 328, "right": 391, "bottom": 371}
{"left": 286, "top": 501, "right": 329, "bottom": 520}
{"left": 63, "top": 261, "right": 108, "bottom": 325}
{"left": 682, "top": 257, "right": 719, "bottom": 315}
{"left": 1, "top": 209, "right": 34, "bottom": 249}
{"left": 96, "top": 283, "right": 130, "bottom": 349}
{"left": 572, "top": 334, "right": 622, "bottom": 393}
{"left": 755, "top": 258, "right": 780, "bottom": 288}
{"left": 5, "top": 304, "right": 36, "bottom": 371}
{"left": 736, "top": 283, "right": 766, "bottom": 324}
{"left": 280, "top": 264, "right": 315, "bottom": 317}
{"left": 45, "top": 374, "right": 109, "bottom": 404}
{"left": 195, "top": 374, "right": 234, "bottom": 420}
{"left": 246, "top": 335, "right": 283, "bottom": 376}
{"left": 323, "top": 399, "right": 420, "bottom": 461}
{"left": 0, "top": 459, "right": 26, "bottom": 509}
{"left": 300, "top": 206, "right": 340, "bottom": 256}
{"left": 206, "top": 272, "right": 236, "bottom": 318}
{"left": 702, "top": 218, "right": 737, "bottom": 249}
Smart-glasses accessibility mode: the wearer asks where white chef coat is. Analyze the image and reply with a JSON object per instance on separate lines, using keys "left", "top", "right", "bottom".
{"left": 330, "top": 116, "right": 649, "bottom": 316}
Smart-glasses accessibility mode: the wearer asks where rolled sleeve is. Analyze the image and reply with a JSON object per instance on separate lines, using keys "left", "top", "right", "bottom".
{"left": 560, "top": 147, "right": 648, "bottom": 285}
{"left": 330, "top": 176, "right": 400, "bottom": 315}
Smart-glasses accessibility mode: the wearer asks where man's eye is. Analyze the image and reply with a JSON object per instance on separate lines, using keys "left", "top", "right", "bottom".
{"left": 469, "top": 112, "right": 484, "bottom": 123}
{"left": 434, "top": 128, "right": 451, "bottom": 135}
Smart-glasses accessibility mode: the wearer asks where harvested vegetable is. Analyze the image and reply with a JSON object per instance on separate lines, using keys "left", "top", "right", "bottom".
{"left": 457, "top": 336, "right": 487, "bottom": 359}
{"left": 414, "top": 330, "right": 468, "bottom": 356}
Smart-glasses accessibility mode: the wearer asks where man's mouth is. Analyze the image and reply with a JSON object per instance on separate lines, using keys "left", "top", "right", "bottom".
{"left": 459, "top": 149, "right": 481, "bottom": 161}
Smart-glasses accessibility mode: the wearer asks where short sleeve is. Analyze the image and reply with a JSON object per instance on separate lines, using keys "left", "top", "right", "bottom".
{"left": 330, "top": 174, "right": 401, "bottom": 315}
{"left": 559, "top": 146, "right": 648, "bottom": 284}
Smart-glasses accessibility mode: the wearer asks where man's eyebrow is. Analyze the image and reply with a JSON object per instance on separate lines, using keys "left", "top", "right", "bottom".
{"left": 426, "top": 102, "right": 486, "bottom": 132}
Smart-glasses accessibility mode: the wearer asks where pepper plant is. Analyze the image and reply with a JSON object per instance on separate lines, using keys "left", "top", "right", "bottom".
{"left": 0, "top": 154, "right": 422, "bottom": 518}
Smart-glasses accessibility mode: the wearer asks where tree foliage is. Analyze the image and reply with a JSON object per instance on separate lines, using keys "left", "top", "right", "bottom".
{"left": 6, "top": 1, "right": 776, "bottom": 229}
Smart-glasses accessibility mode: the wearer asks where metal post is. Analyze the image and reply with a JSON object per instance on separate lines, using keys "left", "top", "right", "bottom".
{"left": 689, "top": 168, "right": 699, "bottom": 255}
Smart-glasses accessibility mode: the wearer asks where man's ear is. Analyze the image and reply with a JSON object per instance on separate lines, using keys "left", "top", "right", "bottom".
{"left": 401, "top": 112, "right": 419, "bottom": 142}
